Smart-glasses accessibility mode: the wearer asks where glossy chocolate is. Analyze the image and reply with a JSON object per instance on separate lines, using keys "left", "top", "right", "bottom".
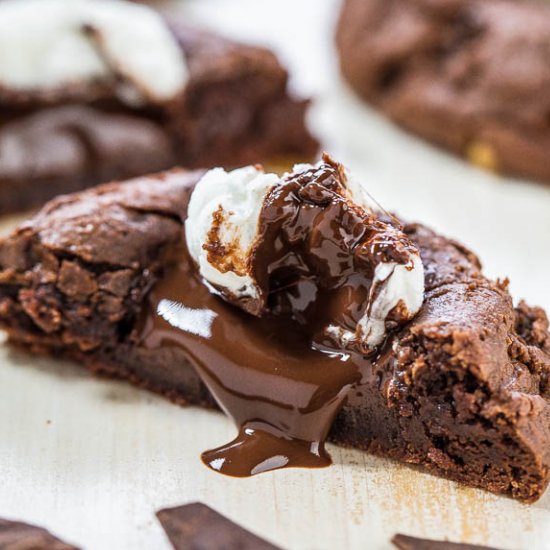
{"left": 139, "top": 159, "right": 420, "bottom": 477}
{"left": 248, "top": 157, "right": 418, "bottom": 354}
{"left": 140, "top": 252, "right": 365, "bottom": 476}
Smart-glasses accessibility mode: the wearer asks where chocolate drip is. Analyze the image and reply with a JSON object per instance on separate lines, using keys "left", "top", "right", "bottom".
{"left": 139, "top": 254, "right": 366, "bottom": 476}
{"left": 139, "top": 159, "right": 420, "bottom": 477}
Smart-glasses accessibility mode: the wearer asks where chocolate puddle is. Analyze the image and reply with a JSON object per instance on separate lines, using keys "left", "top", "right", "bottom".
{"left": 138, "top": 158, "right": 421, "bottom": 477}
{"left": 140, "top": 253, "right": 367, "bottom": 476}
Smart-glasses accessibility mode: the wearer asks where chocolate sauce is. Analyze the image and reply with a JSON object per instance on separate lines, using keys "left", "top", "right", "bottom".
{"left": 140, "top": 254, "right": 367, "bottom": 476}
{"left": 139, "top": 158, "right": 419, "bottom": 477}
{"left": 248, "top": 159, "right": 416, "bottom": 354}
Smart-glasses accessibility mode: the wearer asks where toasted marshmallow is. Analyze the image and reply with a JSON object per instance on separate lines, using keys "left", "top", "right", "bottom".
{"left": 185, "top": 166, "right": 279, "bottom": 300}
{"left": 363, "top": 258, "right": 424, "bottom": 346}
{"left": 0, "top": 0, "right": 187, "bottom": 105}
{"left": 186, "top": 160, "right": 424, "bottom": 351}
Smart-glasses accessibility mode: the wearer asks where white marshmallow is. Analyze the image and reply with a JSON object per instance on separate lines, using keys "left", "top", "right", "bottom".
{"left": 361, "top": 256, "right": 424, "bottom": 346}
{"left": 185, "top": 166, "right": 279, "bottom": 299}
{"left": 0, "top": 0, "right": 187, "bottom": 105}
{"left": 186, "top": 163, "right": 424, "bottom": 350}
{"left": 326, "top": 254, "right": 424, "bottom": 349}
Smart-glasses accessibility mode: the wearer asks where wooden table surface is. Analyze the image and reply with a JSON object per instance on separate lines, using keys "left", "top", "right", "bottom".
{"left": 1, "top": 1, "right": 549, "bottom": 549}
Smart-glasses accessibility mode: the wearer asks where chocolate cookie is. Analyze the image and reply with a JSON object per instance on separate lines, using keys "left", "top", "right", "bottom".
{"left": 336, "top": 0, "right": 550, "bottom": 183}
{"left": 0, "top": 1, "right": 317, "bottom": 214}
{"left": 0, "top": 167, "right": 548, "bottom": 501}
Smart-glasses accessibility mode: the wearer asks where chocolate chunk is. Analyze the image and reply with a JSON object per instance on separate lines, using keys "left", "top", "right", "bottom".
{"left": 392, "top": 534, "right": 503, "bottom": 550}
{"left": 156, "top": 503, "right": 282, "bottom": 550}
{"left": 0, "top": 518, "right": 79, "bottom": 550}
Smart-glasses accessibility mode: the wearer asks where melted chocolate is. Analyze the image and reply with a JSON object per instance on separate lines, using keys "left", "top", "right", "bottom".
{"left": 139, "top": 158, "right": 419, "bottom": 477}
{"left": 249, "top": 159, "right": 416, "bottom": 354}
{"left": 140, "top": 254, "right": 367, "bottom": 476}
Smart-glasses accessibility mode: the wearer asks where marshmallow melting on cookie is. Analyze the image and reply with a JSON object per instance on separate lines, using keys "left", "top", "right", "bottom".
{"left": 186, "top": 155, "right": 424, "bottom": 354}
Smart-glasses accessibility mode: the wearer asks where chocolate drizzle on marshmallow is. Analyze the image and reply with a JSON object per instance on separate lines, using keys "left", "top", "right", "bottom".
{"left": 187, "top": 155, "right": 424, "bottom": 354}
{"left": 140, "top": 155, "right": 425, "bottom": 477}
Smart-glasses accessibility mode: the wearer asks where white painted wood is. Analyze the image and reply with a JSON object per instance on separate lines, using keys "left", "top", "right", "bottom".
{"left": 0, "top": 1, "right": 549, "bottom": 549}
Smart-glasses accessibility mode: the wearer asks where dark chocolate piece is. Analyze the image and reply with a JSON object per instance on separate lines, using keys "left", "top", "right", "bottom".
{"left": 0, "top": 518, "right": 79, "bottom": 550}
{"left": 0, "top": 18, "right": 317, "bottom": 215}
{"left": 336, "top": 0, "right": 550, "bottom": 183}
{"left": 156, "top": 503, "right": 282, "bottom": 550}
{"left": 0, "top": 169, "right": 548, "bottom": 501}
{"left": 392, "top": 533, "right": 503, "bottom": 550}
